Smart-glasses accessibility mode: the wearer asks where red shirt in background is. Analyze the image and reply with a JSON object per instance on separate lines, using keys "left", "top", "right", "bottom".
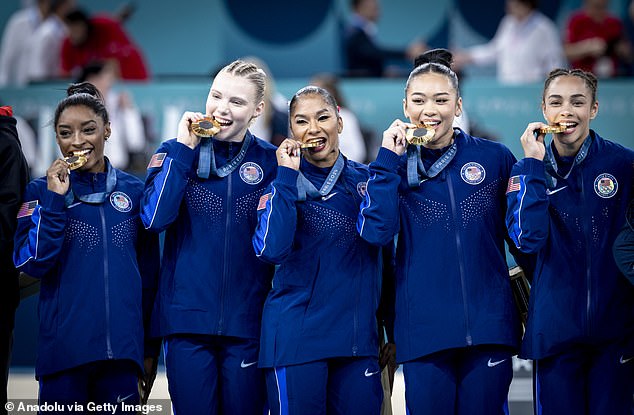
{"left": 565, "top": 10, "right": 625, "bottom": 77}
{"left": 61, "top": 15, "right": 149, "bottom": 81}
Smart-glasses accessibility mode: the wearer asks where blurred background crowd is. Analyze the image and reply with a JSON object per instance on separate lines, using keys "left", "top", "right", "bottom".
{"left": 1, "top": 0, "right": 633, "bottom": 179}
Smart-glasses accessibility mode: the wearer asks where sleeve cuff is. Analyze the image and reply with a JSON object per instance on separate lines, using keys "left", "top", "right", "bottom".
{"left": 41, "top": 191, "right": 66, "bottom": 212}
{"left": 519, "top": 157, "right": 545, "bottom": 178}
{"left": 276, "top": 166, "right": 299, "bottom": 186}
{"left": 170, "top": 141, "right": 196, "bottom": 167}
{"left": 373, "top": 147, "right": 402, "bottom": 170}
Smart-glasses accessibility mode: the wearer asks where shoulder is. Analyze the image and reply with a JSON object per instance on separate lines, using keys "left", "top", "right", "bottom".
{"left": 345, "top": 158, "right": 370, "bottom": 179}
{"left": 114, "top": 169, "right": 144, "bottom": 198}
{"left": 592, "top": 133, "right": 634, "bottom": 161}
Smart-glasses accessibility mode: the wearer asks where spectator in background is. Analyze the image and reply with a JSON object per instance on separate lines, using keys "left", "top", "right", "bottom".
{"left": 61, "top": 8, "right": 149, "bottom": 81}
{"left": 564, "top": 0, "right": 633, "bottom": 78}
{"left": 0, "top": 105, "right": 29, "bottom": 415}
{"left": 344, "top": 0, "right": 426, "bottom": 77}
{"left": 0, "top": 0, "right": 50, "bottom": 86}
{"left": 26, "top": 0, "right": 75, "bottom": 83}
{"left": 310, "top": 73, "right": 368, "bottom": 163}
{"left": 242, "top": 56, "right": 288, "bottom": 146}
{"left": 452, "top": 0, "right": 565, "bottom": 85}
{"left": 77, "top": 60, "right": 146, "bottom": 172}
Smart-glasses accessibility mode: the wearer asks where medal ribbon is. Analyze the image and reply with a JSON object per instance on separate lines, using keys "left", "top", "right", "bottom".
{"left": 406, "top": 142, "right": 457, "bottom": 188}
{"left": 197, "top": 132, "right": 253, "bottom": 179}
{"left": 297, "top": 153, "right": 345, "bottom": 201}
{"left": 543, "top": 134, "right": 592, "bottom": 188}
{"left": 64, "top": 159, "right": 117, "bottom": 207}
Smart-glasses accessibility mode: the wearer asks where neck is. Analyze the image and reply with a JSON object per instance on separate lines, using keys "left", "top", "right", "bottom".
{"left": 424, "top": 131, "right": 454, "bottom": 150}
{"left": 305, "top": 149, "right": 340, "bottom": 169}
{"left": 553, "top": 136, "right": 586, "bottom": 158}
{"left": 86, "top": 158, "right": 107, "bottom": 174}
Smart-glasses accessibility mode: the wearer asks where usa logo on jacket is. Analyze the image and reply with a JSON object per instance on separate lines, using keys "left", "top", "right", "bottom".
{"left": 239, "top": 162, "right": 264, "bottom": 185}
{"left": 110, "top": 191, "right": 133, "bottom": 212}
{"left": 594, "top": 173, "right": 618, "bottom": 198}
{"left": 460, "top": 162, "right": 485, "bottom": 185}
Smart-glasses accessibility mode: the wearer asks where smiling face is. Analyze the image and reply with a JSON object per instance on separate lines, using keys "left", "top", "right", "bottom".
{"left": 542, "top": 75, "right": 598, "bottom": 156}
{"left": 403, "top": 72, "right": 462, "bottom": 149}
{"left": 205, "top": 71, "right": 264, "bottom": 142}
{"left": 56, "top": 104, "right": 110, "bottom": 173}
{"left": 290, "top": 93, "right": 342, "bottom": 168}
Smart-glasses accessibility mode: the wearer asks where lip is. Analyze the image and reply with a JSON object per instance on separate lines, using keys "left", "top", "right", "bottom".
{"left": 213, "top": 116, "right": 233, "bottom": 128}
{"left": 558, "top": 121, "right": 577, "bottom": 134}
{"left": 421, "top": 120, "right": 440, "bottom": 129}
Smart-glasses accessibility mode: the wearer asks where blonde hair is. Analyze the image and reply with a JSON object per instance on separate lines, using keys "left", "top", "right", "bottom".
{"left": 220, "top": 60, "right": 267, "bottom": 104}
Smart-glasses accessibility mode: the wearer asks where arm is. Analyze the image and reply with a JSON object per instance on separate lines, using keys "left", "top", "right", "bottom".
{"left": 252, "top": 167, "right": 300, "bottom": 264}
{"left": 252, "top": 139, "right": 301, "bottom": 264}
{"left": 357, "top": 119, "right": 410, "bottom": 246}
{"left": 13, "top": 183, "right": 67, "bottom": 278}
{"left": 613, "top": 203, "right": 634, "bottom": 285}
{"left": 141, "top": 111, "right": 209, "bottom": 231}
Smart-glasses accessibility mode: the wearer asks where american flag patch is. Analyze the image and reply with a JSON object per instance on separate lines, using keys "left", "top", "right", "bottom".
{"left": 147, "top": 153, "right": 167, "bottom": 169}
{"left": 506, "top": 176, "right": 521, "bottom": 194}
{"left": 17, "top": 200, "right": 38, "bottom": 218}
{"left": 257, "top": 193, "right": 271, "bottom": 210}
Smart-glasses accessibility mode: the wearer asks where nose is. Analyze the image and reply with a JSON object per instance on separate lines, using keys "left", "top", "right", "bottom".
{"left": 216, "top": 99, "right": 229, "bottom": 114}
{"left": 308, "top": 118, "right": 320, "bottom": 133}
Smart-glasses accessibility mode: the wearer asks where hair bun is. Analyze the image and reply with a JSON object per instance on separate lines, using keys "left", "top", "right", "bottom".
{"left": 67, "top": 82, "right": 104, "bottom": 102}
{"left": 414, "top": 48, "right": 453, "bottom": 69}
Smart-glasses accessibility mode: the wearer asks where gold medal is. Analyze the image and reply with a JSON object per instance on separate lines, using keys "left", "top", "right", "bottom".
{"left": 300, "top": 138, "right": 325, "bottom": 149}
{"left": 191, "top": 117, "right": 221, "bottom": 137}
{"left": 405, "top": 125, "right": 435, "bottom": 145}
{"left": 64, "top": 149, "right": 89, "bottom": 170}
{"left": 538, "top": 124, "right": 566, "bottom": 134}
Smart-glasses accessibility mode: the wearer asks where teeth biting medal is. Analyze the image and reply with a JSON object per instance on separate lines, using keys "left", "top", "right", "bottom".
{"left": 191, "top": 117, "right": 221, "bottom": 137}
{"left": 64, "top": 149, "right": 90, "bottom": 170}
{"left": 406, "top": 123, "right": 436, "bottom": 145}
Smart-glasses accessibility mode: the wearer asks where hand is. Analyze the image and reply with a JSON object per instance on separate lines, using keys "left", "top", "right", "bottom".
{"left": 176, "top": 111, "right": 206, "bottom": 149}
{"left": 46, "top": 159, "right": 71, "bottom": 195}
{"left": 520, "top": 122, "right": 547, "bottom": 161}
{"left": 276, "top": 138, "right": 301, "bottom": 170}
{"left": 381, "top": 119, "right": 414, "bottom": 156}
{"left": 580, "top": 38, "right": 607, "bottom": 58}
{"left": 139, "top": 356, "right": 158, "bottom": 405}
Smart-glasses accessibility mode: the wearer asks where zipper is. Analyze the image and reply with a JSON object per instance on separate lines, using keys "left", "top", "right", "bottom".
{"left": 579, "top": 172, "right": 592, "bottom": 336}
{"left": 218, "top": 143, "right": 233, "bottom": 335}
{"left": 447, "top": 174, "right": 472, "bottom": 345}
{"left": 100, "top": 205, "right": 113, "bottom": 359}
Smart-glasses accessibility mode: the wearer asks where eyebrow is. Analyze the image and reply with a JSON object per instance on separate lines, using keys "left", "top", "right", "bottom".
{"left": 210, "top": 89, "right": 248, "bottom": 102}
{"left": 57, "top": 119, "right": 98, "bottom": 128}
{"left": 547, "top": 93, "right": 587, "bottom": 100}
{"left": 293, "top": 108, "right": 331, "bottom": 118}
{"left": 410, "top": 92, "right": 450, "bottom": 97}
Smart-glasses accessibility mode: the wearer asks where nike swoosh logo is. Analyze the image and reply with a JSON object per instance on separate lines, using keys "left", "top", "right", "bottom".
{"left": 487, "top": 358, "right": 506, "bottom": 368}
{"left": 321, "top": 192, "right": 338, "bottom": 201}
{"left": 116, "top": 393, "right": 134, "bottom": 403}
{"left": 67, "top": 202, "right": 82, "bottom": 209}
{"left": 240, "top": 360, "right": 257, "bottom": 368}
{"left": 620, "top": 355, "right": 634, "bottom": 364}
{"left": 545, "top": 186, "right": 568, "bottom": 196}
{"left": 364, "top": 368, "right": 380, "bottom": 377}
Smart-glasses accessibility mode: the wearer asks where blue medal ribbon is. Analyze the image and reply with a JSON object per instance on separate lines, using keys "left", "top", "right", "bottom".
{"left": 543, "top": 133, "right": 592, "bottom": 188}
{"left": 406, "top": 142, "right": 457, "bottom": 188}
{"left": 64, "top": 159, "right": 117, "bottom": 207}
{"left": 197, "top": 133, "right": 253, "bottom": 179}
{"left": 296, "top": 153, "right": 345, "bottom": 201}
